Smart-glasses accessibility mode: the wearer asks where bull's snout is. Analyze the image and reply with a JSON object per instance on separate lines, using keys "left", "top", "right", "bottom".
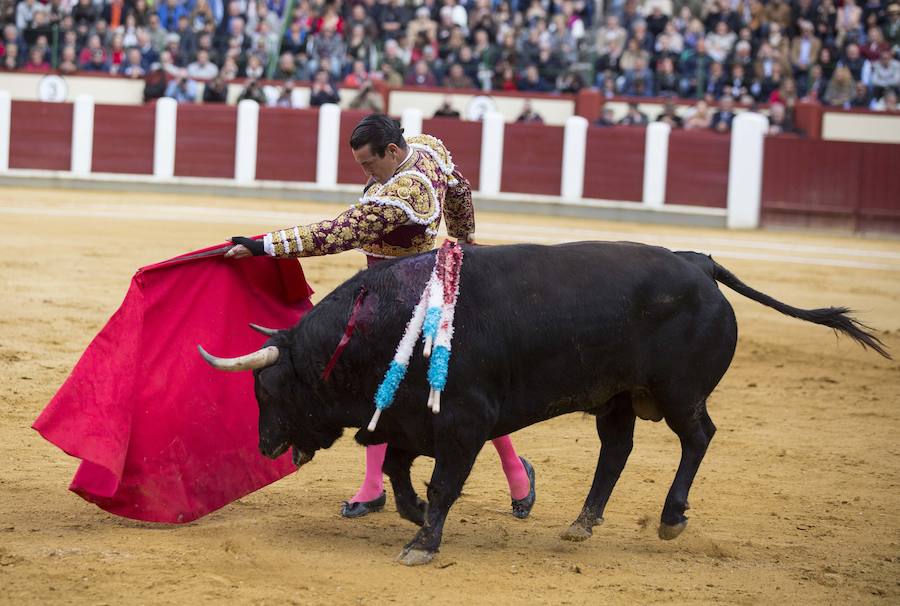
{"left": 259, "top": 441, "right": 290, "bottom": 460}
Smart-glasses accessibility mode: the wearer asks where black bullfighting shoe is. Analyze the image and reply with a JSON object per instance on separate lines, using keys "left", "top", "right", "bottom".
{"left": 340, "top": 491, "right": 387, "bottom": 518}
{"left": 511, "top": 457, "right": 536, "bottom": 519}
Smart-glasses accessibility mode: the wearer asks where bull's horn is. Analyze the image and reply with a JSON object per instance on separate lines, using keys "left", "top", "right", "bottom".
{"left": 248, "top": 323, "right": 281, "bottom": 337}
{"left": 197, "top": 345, "right": 280, "bottom": 371}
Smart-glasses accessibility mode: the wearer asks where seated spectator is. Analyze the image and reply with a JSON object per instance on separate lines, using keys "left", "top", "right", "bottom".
{"left": 165, "top": 69, "right": 198, "bottom": 103}
{"left": 78, "top": 34, "right": 107, "bottom": 69}
{"left": 824, "top": 66, "right": 856, "bottom": 107}
{"left": 1, "top": 43, "right": 19, "bottom": 71}
{"left": 710, "top": 95, "right": 736, "bottom": 132}
{"left": 839, "top": 43, "right": 870, "bottom": 84}
{"left": 348, "top": 80, "right": 385, "bottom": 112}
{"left": 108, "top": 34, "right": 126, "bottom": 74}
{"left": 446, "top": 62, "right": 475, "bottom": 89}
{"left": 704, "top": 62, "right": 727, "bottom": 98}
{"left": 803, "top": 64, "right": 828, "bottom": 101}
{"left": 654, "top": 57, "right": 679, "bottom": 95}
{"left": 622, "top": 57, "right": 654, "bottom": 96}
{"left": 768, "top": 102, "right": 795, "bottom": 134}
{"left": 789, "top": 21, "right": 820, "bottom": 84}
{"left": 850, "top": 81, "right": 872, "bottom": 108}
{"left": 724, "top": 64, "right": 753, "bottom": 100}
{"left": 375, "top": 61, "right": 404, "bottom": 87}
{"left": 433, "top": 97, "right": 461, "bottom": 118}
{"left": 237, "top": 78, "right": 267, "bottom": 104}
{"left": 187, "top": 49, "right": 218, "bottom": 80}
{"left": 516, "top": 100, "right": 544, "bottom": 124}
{"left": 158, "top": 50, "right": 181, "bottom": 78}
{"left": 870, "top": 89, "right": 898, "bottom": 111}
{"left": 58, "top": 46, "right": 78, "bottom": 74}
{"left": 518, "top": 64, "right": 552, "bottom": 92}
{"left": 82, "top": 48, "right": 110, "bottom": 72}
{"left": 885, "top": 4, "right": 900, "bottom": 49}
{"left": 203, "top": 74, "right": 229, "bottom": 104}
{"left": 558, "top": 70, "right": 585, "bottom": 94}
{"left": 22, "top": 47, "right": 50, "bottom": 73}
{"left": 220, "top": 56, "right": 240, "bottom": 81}
{"left": 405, "top": 59, "right": 437, "bottom": 86}
{"left": 618, "top": 102, "right": 648, "bottom": 126}
{"left": 770, "top": 78, "right": 798, "bottom": 106}
{"left": 245, "top": 54, "right": 265, "bottom": 79}
{"left": 122, "top": 48, "right": 146, "bottom": 79}
{"left": 594, "top": 106, "right": 616, "bottom": 127}
{"left": 755, "top": 61, "right": 786, "bottom": 101}
{"left": 679, "top": 38, "right": 713, "bottom": 98}
{"left": 343, "top": 59, "right": 370, "bottom": 87}
{"left": 273, "top": 52, "right": 298, "bottom": 81}
{"left": 871, "top": 51, "right": 900, "bottom": 100}
{"left": 656, "top": 98, "right": 684, "bottom": 128}
{"left": 596, "top": 15, "right": 627, "bottom": 57}
{"left": 684, "top": 100, "right": 712, "bottom": 130}
{"left": 137, "top": 30, "right": 159, "bottom": 73}
{"left": 309, "top": 69, "right": 340, "bottom": 106}
{"left": 705, "top": 21, "right": 736, "bottom": 63}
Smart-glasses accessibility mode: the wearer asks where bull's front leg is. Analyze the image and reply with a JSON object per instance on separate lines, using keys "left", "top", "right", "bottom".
{"left": 397, "top": 440, "right": 483, "bottom": 566}
{"left": 383, "top": 446, "right": 426, "bottom": 526}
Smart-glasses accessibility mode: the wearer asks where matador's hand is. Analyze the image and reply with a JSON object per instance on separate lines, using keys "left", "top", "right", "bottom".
{"left": 225, "top": 236, "right": 265, "bottom": 258}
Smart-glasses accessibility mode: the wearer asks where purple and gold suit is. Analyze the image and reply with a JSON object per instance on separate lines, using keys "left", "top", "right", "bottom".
{"left": 262, "top": 135, "right": 475, "bottom": 260}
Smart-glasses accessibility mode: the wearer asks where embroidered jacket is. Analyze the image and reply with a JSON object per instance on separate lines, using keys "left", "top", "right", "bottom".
{"left": 263, "top": 134, "right": 475, "bottom": 259}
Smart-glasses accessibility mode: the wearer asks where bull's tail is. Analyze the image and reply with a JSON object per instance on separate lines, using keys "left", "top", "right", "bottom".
{"left": 706, "top": 256, "right": 890, "bottom": 359}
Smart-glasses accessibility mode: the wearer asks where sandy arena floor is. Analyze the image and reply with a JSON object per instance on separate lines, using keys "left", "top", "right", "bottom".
{"left": 1, "top": 187, "right": 898, "bottom": 605}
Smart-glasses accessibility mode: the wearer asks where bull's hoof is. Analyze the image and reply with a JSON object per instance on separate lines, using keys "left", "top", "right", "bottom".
{"left": 658, "top": 520, "right": 688, "bottom": 540}
{"left": 397, "top": 547, "right": 436, "bottom": 566}
{"left": 561, "top": 517, "right": 602, "bottom": 542}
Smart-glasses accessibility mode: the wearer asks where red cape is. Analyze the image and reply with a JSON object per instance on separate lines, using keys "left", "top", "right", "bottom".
{"left": 33, "top": 244, "right": 314, "bottom": 523}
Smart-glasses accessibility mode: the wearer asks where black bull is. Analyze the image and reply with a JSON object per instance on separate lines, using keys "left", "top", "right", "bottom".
{"left": 200, "top": 242, "right": 888, "bottom": 565}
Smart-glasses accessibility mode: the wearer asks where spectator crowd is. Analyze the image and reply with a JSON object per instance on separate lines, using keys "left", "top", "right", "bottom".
{"left": 0, "top": 0, "right": 897, "bottom": 115}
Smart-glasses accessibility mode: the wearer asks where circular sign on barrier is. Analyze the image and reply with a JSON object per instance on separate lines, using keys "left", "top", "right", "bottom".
{"left": 465, "top": 95, "right": 497, "bottom": 121}
{"left": 38, "top": 75, "right": 69, "bottom": 102}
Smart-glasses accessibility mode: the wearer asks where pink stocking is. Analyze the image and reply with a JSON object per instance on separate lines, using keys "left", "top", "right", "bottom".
{"left": 491, "top": 435, "right": 529, "bottom": 500}
{"left": 349, "top": 443, "right": 387, "bottom": 503}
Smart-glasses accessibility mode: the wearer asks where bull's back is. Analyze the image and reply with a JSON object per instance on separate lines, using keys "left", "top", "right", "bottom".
{"left": 446, "top": 242, "right": 735, "bottom": 417}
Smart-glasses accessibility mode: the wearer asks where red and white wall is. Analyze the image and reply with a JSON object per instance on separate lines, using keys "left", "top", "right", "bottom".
{"left": 1, "top": 90, "right": 898, "bottom": 233}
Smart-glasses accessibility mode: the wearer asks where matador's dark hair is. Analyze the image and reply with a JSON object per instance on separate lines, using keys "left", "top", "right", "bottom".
{"left": 349, "top": 114, "right": 407, "bottom": 157}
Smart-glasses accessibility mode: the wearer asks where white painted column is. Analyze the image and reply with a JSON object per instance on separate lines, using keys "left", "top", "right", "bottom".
{"left": 0, "top": 90, "right": 10, "bottom": 172}
{"left": 726, "top": 112, "right": 769, "bottom": 229}
{"left": 642, "top": 121, "right": 671, "bottom": 208}
{"left": 234, "top": 99, "right": 260, "bottom": 184}
{"left": 478, "top": 111, "right": 505, "bottom": 196}
{"left": 401, "top": 107, "right": 423, "bottom": 137}
{"left": 153, "top": 97, "right": 177, "bottom": 178}
{"left": 560, "top": 116, "right": 589, "bottom": 200}
{"left": 316, "top": 103, "right": 341, "bottom": 187}
{"left": 70, "top": 94, "right": 94, "bottom": 175}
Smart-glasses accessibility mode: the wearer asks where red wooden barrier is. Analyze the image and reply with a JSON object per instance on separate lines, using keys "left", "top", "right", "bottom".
{"left": 336, "top": 109, "right": 371, "bottom": 187}
{"left": 665, "top": 130, "right": 730, "bottom": 208}
{"left": 583, "top": 127, "right": 645, "bottom": 202}
{"left": 92, "top": 104, "right": 154, "bottom": 174}
{"left": 9, "top": 100, "right": 72, "bottom": 171}
{"left": 174, "top": 104, "right": 236, "bottom": 179}
{"left": 421, "top": 117, "right": 482, "bottom": 191}
{"left": 255, "top": 108, "right": 318, "bottom": 182}
{"left": 500, "top": 122, "right": 564, "bottom": 197}
{"left": 762, "top": 137, "right": 900, "bottom": 232}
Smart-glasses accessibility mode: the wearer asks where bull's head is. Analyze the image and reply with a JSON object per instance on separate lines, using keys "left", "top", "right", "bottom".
{"left": 198, "top": 328, "right": 331, "bottom": 467}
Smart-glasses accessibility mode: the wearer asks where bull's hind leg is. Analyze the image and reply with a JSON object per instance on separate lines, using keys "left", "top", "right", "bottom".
{"left": 562, "top": 394, "right": 636, "bottom": 542}
{"left": 383, "top": 446, "right": 426, "bottom": 526}
{"left": 397, "top": 439, "right": 483, "bottom": 566}
{"left": 658, "top": 404, "right": 716, "bottom": 540}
